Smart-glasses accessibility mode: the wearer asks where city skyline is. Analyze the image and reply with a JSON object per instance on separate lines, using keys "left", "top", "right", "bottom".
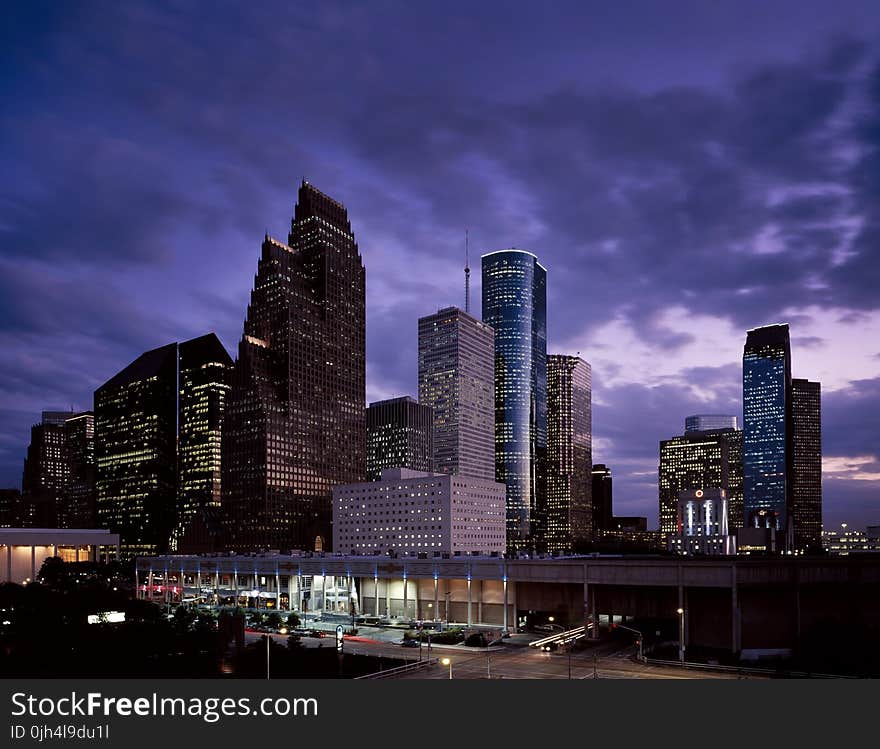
{"left": 2, "top": 2, "right": 880, "bottom": 529}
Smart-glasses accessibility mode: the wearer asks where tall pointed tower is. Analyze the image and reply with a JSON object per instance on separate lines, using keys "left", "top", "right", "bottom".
{"left": 221, "top": 181, "right": 366, "bottom": 552}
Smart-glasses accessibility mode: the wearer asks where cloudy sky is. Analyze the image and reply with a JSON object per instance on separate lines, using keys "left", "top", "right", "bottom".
{"left": 2, "top": 1, "right": 879, "bottom": 529}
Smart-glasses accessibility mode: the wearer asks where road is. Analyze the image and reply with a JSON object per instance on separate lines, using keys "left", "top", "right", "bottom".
{"left": 244, "top": 619, "right": 760, "bottom": 679}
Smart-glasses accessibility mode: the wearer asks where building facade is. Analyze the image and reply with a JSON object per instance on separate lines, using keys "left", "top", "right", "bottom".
{"left": 221, "top": 181, "right": 366, "bottom": 553}
{"left": 591, "top": 464, "right": 613, "bottom": 534}
{"left": 685, "top": 415, "right": 738, "bottom": 433}
{"left": 545, "top": 354, "right": 592, "bottom": 552}
{"left": 669, "top": 488, "right": 735, "bottom": 556}
{"left": 743, "top": 324, "right": 792, "bottom": 539}
{"left": 95, "top": 343, "right": 178, "bottom": 556}
{"left": 332, "top": 468, "right": 506, "bottom": 556}
{"left": 417, "top": 307, "right": 495, "bottom": 480}
{"left": 481, "top": 249, "right": 547, "bottom": 551}
{"left": 62, "top": 412, "right": 96, "bottom": 528}
{"left": 366, "top": 396, "right": 434, "bottom": 480}
{"left": 175, "top": 334, "right": 233, "bottom": 549}
{"left": 659, "top": 428, "right": 743, "bottom": 539}
{"left": 21, "top": 415, "right": 71, "bottom": 528}
{"left": 791, "top": 378, "right": 822, "bottom": 553}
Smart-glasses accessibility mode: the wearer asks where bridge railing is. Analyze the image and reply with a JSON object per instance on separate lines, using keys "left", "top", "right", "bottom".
{"left": 354, "top": 658, "right": 437, "bottom": 680}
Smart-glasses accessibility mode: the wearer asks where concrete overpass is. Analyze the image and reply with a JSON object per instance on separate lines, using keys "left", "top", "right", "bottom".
{"left": 135, "top": 553, "right": 880, "bottom": 657}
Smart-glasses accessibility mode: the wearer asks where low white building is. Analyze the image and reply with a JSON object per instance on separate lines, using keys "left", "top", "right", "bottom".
{"left": 1, "top": 528, "right": 121, "bottom": 583}
{"left": 669, "top": 489, "right": 736, "bottom": 556}
{"left": 332, "top": 468, "right": 506, "bottom": 555}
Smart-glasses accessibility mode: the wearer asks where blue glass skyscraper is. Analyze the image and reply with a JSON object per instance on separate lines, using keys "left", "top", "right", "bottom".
{"left": 742, "top": 324, "right": 792, "bottom": 540}
{"left": 481, "top": 249, "right": 547, "bottom": 551}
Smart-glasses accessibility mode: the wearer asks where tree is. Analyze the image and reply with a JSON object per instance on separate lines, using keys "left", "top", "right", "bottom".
{"left": 286, "top": 613, "right": 301, "bottom": 628}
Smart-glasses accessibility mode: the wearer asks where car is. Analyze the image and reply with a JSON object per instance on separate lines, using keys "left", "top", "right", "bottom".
{"left": 400, "top": 639, "right": 420, "bottom": 648}
{"left": 307, "top": 629, "right": 325, "bottom": 638}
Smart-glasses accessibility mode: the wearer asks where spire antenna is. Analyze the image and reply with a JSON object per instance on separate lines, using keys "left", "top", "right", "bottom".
{"left": 464, "top": 229, "right": 471, "bottom": 314}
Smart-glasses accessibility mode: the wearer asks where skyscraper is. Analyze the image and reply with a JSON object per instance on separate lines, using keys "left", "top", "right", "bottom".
{"left": 21, "top": 413, "right": 71, "bottom": 527}
{"left": 95, "top": 343, "right": 178, "bottom": 556}
{"left": 95, "top": 334, "right": 230, "bottom": 556}
{"left": 659, "top": 428, "right": 743, "bottom": 538}
{"left": 19, "top": 411, "right": 95, "bottom": 529}
{"left": 742, "top": 324, "right": 792, "bottom": 541}
{"left": 222, "top": 181, "right": 366, "bottom": 552}
{"left": 791, "top": 378, "right": 822, "bottom": 553}
{"left": 591, "top": 464, "right": 613, "bottom": 533}
{"left": 175, "top": 334, "right": 233, "bottom": 549}
{"left": 366, "top": 396, "right": 434, "bottom": 480}
{"left": 545, "top": 354, "right": 592, "bottom": 553}
{"left": 685, "top": 414, "right": 738, "bottom": 433}
{"left": 62, "top": 411, "right": 96, "bottom": 528}
{"left": 417, "top": 306, "right": 495, "bottom": 480}
{"left": 482, "top": 249, "right": 547, "bottom": 551}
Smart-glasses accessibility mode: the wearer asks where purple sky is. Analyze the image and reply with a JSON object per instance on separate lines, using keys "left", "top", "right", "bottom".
{"left": 2, "top": 1, "right": 879, "bottom": 530}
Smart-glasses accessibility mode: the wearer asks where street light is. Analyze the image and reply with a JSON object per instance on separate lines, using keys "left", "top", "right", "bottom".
{"left": 613, "top": 623, "right": 645, "bottom": 662}
{"left": 441, "top": 656, "right": 452, "bottom": 680}
{"left": 676, "top": 608, "right": 685, "bottom": 665}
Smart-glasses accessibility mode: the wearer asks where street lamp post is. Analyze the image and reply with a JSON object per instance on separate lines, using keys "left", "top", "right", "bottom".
{"left": 547, "top": 617, "right": 571, "bottom": 679}
{"left": 613, "top": 623, "right": 645, "bottom": 663}
{"left": 677, "top": 607, "right": 685, "bottom": 665}
{"left": 441, "top": 657, "right": 452, "bottom": 680}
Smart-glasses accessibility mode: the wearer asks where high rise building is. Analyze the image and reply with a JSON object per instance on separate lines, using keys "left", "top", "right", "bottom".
{"left": 482, "top": 249, "right": 547, "bottom": 551}
{"left": 742, "top": 324, "right": 792, "bottom": 539}
{"left": 95, "top": 343, "right": 178, "bottom": 556}
{"left": 545, "top": 354, "right": 592, "bottom": 553}
{"left": 95, "top": 334, "right": 230, "bottom": 556}
{"left": 366, "top": 396, "right": 434, "bottom": 480}
{"left": 591, "top": 464, "right": 613, "bottom": 533}
{"left": 222, "top": 181, "right": 366, "bottom": 553}
{"left": 21, "top": 415, "right": 70, "bottom": 527}
{"left": 175, "top": 334, "right": 233, "bottom": 549}
{"left": 659, "top": 428, "right": 743, "bottom": 538}
{"left": 685, "top": 414, "right": 738, "bottom": 433}
{"left": 19, "top": 411, "right": 96, "bottom": 529}
{"left": 791, "top": 378, "right": 822, "bottom": 553}
{"left": 417, "top": 306, "right": 495, "bottom": 480}
{"left": 62, "top": 412, "right": 96, "bottom": 528}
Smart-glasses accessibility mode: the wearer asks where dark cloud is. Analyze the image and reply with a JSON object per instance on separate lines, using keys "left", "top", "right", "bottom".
{"left": 1, "top": 3, "right": 879, "bottom": 527}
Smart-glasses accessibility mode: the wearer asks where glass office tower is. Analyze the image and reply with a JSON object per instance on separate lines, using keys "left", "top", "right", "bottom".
{"left": 742, "top": 324, "right": 792, "bottom": 538}
{"left": 481, "top": 249, "right": 547, "bottom": 551}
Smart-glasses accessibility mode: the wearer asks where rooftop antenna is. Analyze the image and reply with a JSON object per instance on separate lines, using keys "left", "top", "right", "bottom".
{"left": 464, "top": 229, "right": 471, "bottom": 314}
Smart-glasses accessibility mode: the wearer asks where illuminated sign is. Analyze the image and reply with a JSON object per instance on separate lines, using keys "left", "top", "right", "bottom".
{"left": 87, "top": 611, "right": 126, "bottom": 625}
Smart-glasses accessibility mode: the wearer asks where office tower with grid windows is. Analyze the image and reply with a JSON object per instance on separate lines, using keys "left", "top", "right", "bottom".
{"left": 659, "top": 427, "right": 743, "bottom": 539}
{"left": 175, "top": 334, "right": 233, "bottom": 549}
{"left": 221, "top": 181, "right": 366, "bottom": 552}
{"left": 481, "top": 249, "right": 547, "bottom": 551}
{"left": 545, "top": 354, "right": 592, "bottom": 552}
{"left": 417, "top": 306, "right": 495, "bottom": 480}
{"left": 95, "top": 344, "right": 178, "bottom": 556}
{"left": 366, "top": 396, "right": 433, "bottom": 480}
{"left": 791, "top": 378, "right": 822, "bottom": 553}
